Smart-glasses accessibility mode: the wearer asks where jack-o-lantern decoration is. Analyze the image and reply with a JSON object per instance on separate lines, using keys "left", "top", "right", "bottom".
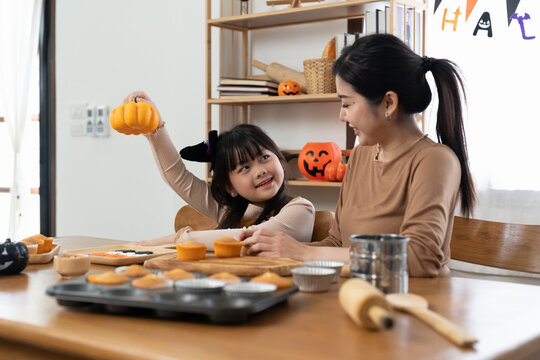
{"left": 298, "top": 142, "right": 342, "bottom": 181}
{"left": 278, "top": 80, "right": 301, "bottom": 96}
{"left": 0, "top": 238, "right": 28, "bottom": 275}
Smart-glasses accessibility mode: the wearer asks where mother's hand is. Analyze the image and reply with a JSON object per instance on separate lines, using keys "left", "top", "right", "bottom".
{"left": 237, "top": 228, "right": 308, "bottom": 260}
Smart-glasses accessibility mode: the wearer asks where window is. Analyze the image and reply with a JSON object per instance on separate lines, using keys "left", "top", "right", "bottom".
{"left": 0, "top": 0, "right": 42, "bottom": 239}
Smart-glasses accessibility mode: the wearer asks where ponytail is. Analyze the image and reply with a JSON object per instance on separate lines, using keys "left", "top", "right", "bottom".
{"left": 430, "top": 59, "right": 476, "bottom": 217}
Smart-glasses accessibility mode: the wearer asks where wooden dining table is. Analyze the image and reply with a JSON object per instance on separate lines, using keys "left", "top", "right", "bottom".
{"left": 1, "top": 236, "right": 539, "bottom": 360}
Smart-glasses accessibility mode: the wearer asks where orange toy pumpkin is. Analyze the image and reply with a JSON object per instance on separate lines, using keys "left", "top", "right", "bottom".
{"left": 298, "top": 142, "right": 342, "bottom": 181}
{"left": 278, "top": 80, "right": 301, "bottom": 96}
{"left": 336, "top": 163, "right": 347, "bottom": 182}
{"left": 109, "top": 97, "right": 159, "bottom": 135}
{"left": 325, "top": 161, "right": 347, "bottom": 182}
{"left": 324, "top": 162, "right": 339, "bottom": 182}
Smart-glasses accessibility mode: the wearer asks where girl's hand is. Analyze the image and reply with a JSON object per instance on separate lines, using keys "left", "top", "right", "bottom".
{"left": 237, "top": 228, "right": 308, "bottom": 260}
{"left": 122, "top": 91, "right": 164, "bottom": 129}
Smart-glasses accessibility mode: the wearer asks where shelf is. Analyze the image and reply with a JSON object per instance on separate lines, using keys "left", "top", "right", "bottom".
{"left": 208, "top": 93, "right": 339, "bottom": 105}
{"left": 288, "top": 179, "right": 342, "bottom": 187}
{"left": 208, "top": 0, "right": 426, "bottom": 31}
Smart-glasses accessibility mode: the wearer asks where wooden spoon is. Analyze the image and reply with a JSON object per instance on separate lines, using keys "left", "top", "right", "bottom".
{"left": 386, "top": 293, "right": 478, "bottom": 347}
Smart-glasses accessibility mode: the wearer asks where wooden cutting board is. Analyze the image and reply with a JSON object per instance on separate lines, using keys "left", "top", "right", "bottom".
{"left": 144, "top": 253, "right": 303, "bottom": 277}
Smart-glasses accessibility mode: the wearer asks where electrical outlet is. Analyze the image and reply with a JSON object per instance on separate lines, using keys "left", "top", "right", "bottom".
{"left": 70, "top": 104, "right": 87, "bottom": 119}
{"left": 95, "top": 105, "right": 109, "bottom": 137}
{"left": 85, "top": 106, "right": 96, "bottom": 136}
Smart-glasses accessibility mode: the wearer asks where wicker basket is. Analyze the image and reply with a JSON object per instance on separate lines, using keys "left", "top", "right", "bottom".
{"left": 303, "top": 58, "right": 336, "bottom": 94}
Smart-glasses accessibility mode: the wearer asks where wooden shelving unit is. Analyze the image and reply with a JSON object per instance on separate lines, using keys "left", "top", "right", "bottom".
{"left": 208, "top": 93, "right": 339, "bottom": 105}
{"left": 205, "top": 0, "right": 426, "bottom": 187}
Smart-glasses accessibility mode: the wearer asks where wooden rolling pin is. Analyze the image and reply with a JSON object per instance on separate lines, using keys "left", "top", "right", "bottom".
{"left": 252, "top": 60, "right": 307, "bottom": 92}
{"left": 339, "top": 278, "right": 394, "bottom": 331}
{"left": 386, "top": 293, "right": 478, "bottom": 347}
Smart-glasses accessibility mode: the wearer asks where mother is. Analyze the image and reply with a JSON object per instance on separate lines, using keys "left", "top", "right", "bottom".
{"left": 239, "top": 34, "right": 476, "bottom": 277}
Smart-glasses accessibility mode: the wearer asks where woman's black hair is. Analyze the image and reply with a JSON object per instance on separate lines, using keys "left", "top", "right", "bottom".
{"left": 210, "top": 124, "right": 292, "bottom": 229}
{"left": 333, "top": 33, "right": 476, "bottom": 217}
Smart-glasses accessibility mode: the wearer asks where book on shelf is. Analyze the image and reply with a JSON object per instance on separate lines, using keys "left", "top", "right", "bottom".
{"left": 217, "top": 85, "right": 278, "bottom": 94}
{"left": 365, "top": 10, "right": 377, "bottom": 35}
{"left": 336, "top": 32, "right": 364, "bottom": 56}
{"left": 219, "top": 77, "right": 279, "bottom": 88}
{"left": 365, "top": 8, "right": 386, "bottom": 35}
{"left": 396, "top": 5, "right": 405, "bottom": 44}
{"left": 219, "top": 92, "right": 277, "bottom": 97}
{"left": 376, "top": 8, "right": 386, "bottom": 34}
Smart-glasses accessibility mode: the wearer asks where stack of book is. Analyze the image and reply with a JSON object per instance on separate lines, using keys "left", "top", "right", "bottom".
{"left": 218, "top": 77, "right": 279, "bottom": 96}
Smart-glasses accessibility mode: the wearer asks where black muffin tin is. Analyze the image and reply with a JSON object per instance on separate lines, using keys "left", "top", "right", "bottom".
{"left": 46, "top": 272, "right": 298, "bottom": 324}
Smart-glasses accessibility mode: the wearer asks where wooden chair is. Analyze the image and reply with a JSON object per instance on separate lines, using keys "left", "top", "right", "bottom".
{"left": 174, "top": 205, "right": 334, "bottom": 242}
{"left": 310, "top": 210, "right": 334, "bottom": 242}
{"left": 450, "top": 216, "right": 540, "bottom": 274}
{"left": 174, "top": 205, "right": 217, "bottom": 232}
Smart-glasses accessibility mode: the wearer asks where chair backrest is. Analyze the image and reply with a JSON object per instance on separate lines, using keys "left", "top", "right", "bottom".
{"left": 450, "top": 216, "right": 540, "bottom": 274}
{"left": 174, "top": 205, "right": 334, "bottom": 242}
{"left": 311, "top": 210, "right": 334, "bottom": 242}
{"left": 174, "top": 205, "right": 217, "bottom": 232}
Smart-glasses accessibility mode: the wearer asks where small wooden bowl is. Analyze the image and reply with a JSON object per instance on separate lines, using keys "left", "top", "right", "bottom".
{"left": 53, "top": 254, "right": 91, "bottom": 278}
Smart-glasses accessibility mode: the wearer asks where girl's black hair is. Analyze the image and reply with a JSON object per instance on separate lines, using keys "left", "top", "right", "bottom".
{"left": 210, "top": 124, "right": 292, "bottom": 229}
{"left": 333, "top": 34, "right": 476, "bottom": 217}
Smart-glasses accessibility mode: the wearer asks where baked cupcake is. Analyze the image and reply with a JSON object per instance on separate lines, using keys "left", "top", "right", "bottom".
{"left": 88, "top": 271, "right": 130, "bottom": 285}
{"left": 160, "top": 268, "right": 195, "bottom": 281}
{"left": 22, "top": 236, "right": 45, "bottom": 254}
{"left": 176, "top": 240, "right": 207, "bottom": 261}
{"left": 207, "top": 272, "right": 241, "bottom": 284}
{"left": 132, "top": 274, "right": 172, "bottom": 289}
{"left": 213, "top": 237, "right": 244, "bottom": 258}
{"left": 116, "top": 264, "right": 151, "bottom": 277}
{"left": 22, "top": 234, "right": 53, "bottom": 253}
{"left": 250, "top": 271, "right": 292, "bottom": 289}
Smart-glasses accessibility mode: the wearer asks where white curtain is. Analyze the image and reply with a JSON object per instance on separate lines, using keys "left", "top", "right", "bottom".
{"left": 0, "top": 0, "right": 43, "bottom": 240}
{"left": 426, "top": 0, "right": 540, "bottom": 278}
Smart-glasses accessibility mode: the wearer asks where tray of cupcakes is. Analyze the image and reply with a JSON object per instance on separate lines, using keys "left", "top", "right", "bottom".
{"left": 46, "top": 264, "right": 298, "bottom": 324}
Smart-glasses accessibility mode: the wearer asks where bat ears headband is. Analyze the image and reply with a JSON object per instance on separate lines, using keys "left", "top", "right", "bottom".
{"left": 179, "top": 130, "right": 219, "bottom": 171}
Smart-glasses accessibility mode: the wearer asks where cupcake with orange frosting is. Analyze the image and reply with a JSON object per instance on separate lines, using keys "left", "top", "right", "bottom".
{"left": 250, "top": 271, "right": 292, "bottom": 289}
{"left": 116, "top": 264, "right": 152, "bottom": 277}
{"left": 176, "top": 240, "right": 207, "bottom": 261}
{"left": 213, "top": 236, "right": 244, "bottom": 258}
{"left": 208, "top": 272, "right": 241, "bottom": 284}
{"left": 88, "top": 271, "right": 130, "bottom": 285}
{"left": 22, "top": 234, "right": 54, "bottom": 254}
{"left": 131, "top": 274, "right": 171, "bottom": 289}
{"left": 160, "top": 268, "right": 196, "bottom": 281}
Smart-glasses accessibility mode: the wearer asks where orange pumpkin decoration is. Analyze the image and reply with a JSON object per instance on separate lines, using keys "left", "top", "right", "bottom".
{"left": 325, "top": 161, "right": 347, "bottom": 182}
{"left": 298, "top": 142, "right": 342, "bottom": 181}
{"left": 324, "top": 162, "right": 339, "bottom": 182}
{"left": 336, "top": 163, "right": 347, "bottom": 182}
{"left": 278, "top": 80, "right": 301, "bottom": 96}
{"left": 109, "top": 97, "right": 159, "bottom": 135}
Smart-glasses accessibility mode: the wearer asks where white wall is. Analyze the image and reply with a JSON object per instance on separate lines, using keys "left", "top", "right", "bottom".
{"left": 56, "top": 0, "right": 206, "bottom": 240}
{"left": 56, "top": 0, "right": 343, "bottom": 241}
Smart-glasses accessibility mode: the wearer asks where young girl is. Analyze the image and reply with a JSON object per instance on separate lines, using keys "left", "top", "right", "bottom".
{"left": 238, "top": 34, "right": 476, "bottom": 277}
{"left": 125, "top": 91, "right": 315, "bottom": 249}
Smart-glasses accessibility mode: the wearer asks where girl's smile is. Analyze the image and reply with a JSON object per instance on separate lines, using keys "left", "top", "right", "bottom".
{"left": 229, "top": 149, "right": 284, "bottom": 206}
